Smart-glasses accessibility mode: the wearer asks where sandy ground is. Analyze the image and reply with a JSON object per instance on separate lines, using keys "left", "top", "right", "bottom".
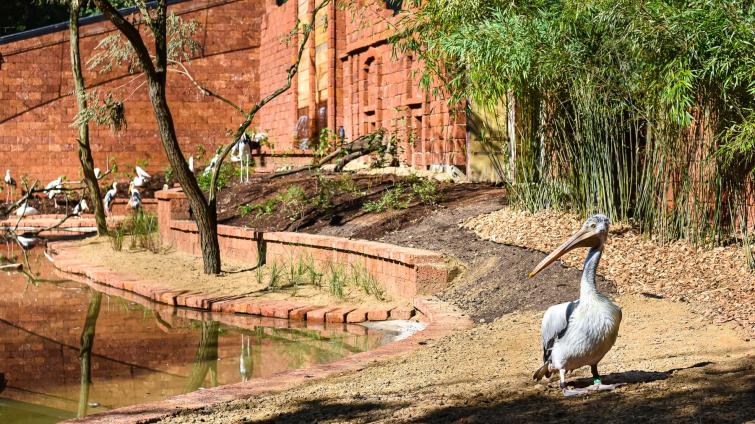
{"left": 157, "top": 201, "right": 754, "bottom": 424}
{"left": 161, "top": 295, "right": 752, "bottom": 423}
{"left": 68, "top": 238, "right": 403, "bottom": 308}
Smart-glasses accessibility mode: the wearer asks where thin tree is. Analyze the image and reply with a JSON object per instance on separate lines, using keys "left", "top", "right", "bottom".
{"left": 69, "top": 0, "right": 108, "bottom": 236}
{"left": 90, "top": 0, "right": 330, "bottom": 274}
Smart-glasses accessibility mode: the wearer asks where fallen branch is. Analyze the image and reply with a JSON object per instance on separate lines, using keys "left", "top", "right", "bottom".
{"left": 267, "top": 129, "right": 387, "bottom": 179}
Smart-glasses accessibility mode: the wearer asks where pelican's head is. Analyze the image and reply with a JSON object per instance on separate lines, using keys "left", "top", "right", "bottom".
{"left": 528, "top": 214, "right": 610, "bottom": 278}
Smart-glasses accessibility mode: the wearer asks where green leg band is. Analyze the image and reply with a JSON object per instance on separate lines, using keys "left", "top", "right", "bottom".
{"left": 593, "top": 377, "right": 602, "bottom": 386}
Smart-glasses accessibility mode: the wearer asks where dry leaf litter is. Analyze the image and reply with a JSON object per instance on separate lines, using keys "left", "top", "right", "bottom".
{"left": 462, "top": 207, "right": 754, "bottom": 337}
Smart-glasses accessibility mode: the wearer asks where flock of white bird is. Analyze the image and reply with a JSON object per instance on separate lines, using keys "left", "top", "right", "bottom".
{"left": 4, "top": 165, "right": 151, "bottom": 218}
{"left": 4, "top": 132, "right": 269, "bottom": 219}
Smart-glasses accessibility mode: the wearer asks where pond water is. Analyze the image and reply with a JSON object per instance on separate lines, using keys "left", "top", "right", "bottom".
{"left": 0, "top": 248, "right": 389, "bottom": 423}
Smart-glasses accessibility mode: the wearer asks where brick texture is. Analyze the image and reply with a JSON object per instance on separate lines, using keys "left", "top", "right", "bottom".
{"left": 0, "top": 0, "right": 467, "bottom": 190}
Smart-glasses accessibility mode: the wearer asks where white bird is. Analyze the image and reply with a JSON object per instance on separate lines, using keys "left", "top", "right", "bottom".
{"left": 45, "top": 176, "right": 64, "bottom": 200}
{"left": 231, "top": 134, "right": 251, "bottom": 183}
{"left": 132, "top": 175, "right": 146, "bottom": 187}
{"left": 128, "top": 183, "right": 141, "bottom": 210}
{"left": 135, "top": 166, "right": 151, "bottom": 180}
{"left": 203, "top": 153, "right": 220, "bottom": 176}
{"left": 72, "top": 199, "right": 89, "bottom": 216}
{"left": 188, "top": 156, "right": 195, "bottom": 173}
{"left": 4, "top": 170, "right": 16, "bottom": 202}
{"left": 530, "top": 214, "right": 622, "bottom": 397}
{"left": 16, "top": 233, "right": 43, "bottom": 250}
{"left": 15, "top": 202, "right": 39, "bottom": 217}
{"left": 103, "top": 182, "right": 118, "bottom": 216}
{"left": 94, "top": 168, "right": 101, "bottom": 179}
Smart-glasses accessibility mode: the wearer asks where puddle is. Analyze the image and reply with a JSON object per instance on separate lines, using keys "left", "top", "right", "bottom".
{"left": 0, "top": 248, "right": 390, "bottom": 423}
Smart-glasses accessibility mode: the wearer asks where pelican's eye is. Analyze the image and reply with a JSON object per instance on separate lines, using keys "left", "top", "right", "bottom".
{"left": 590, "top": 222, "right": 597, "bottom": 229}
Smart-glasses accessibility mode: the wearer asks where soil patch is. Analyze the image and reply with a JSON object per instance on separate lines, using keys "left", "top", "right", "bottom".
{"left": 215, "top": 171, "right": 499, "bottom": 235}
{"left": 364, "top": 198, "right": 617, "bottom": 323}
{"left": 159, "top": 294, "right": 753, "bottom": 424}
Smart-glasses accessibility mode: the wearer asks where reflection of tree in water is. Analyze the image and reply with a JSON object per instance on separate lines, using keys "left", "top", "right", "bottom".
{"left": 185, "top": 320, "right": 220, "bottom": 393}
{"left": 78, "top": 290, "right": 103, "bottom": 418}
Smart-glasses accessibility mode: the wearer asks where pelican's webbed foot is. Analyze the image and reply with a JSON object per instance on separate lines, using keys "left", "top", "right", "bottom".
{"left": 587, "top": 383, "right": 621, "bottom": 391}
{"left": 562, "top": 387, "right": 590, "bottom": 397}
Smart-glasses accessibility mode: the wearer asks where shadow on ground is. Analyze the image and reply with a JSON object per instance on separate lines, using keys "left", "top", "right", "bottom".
{"left": 233, "top": 358, "right": 753, "bottom": 424}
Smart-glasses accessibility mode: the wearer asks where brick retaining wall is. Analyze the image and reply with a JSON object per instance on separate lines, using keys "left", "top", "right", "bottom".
{"left": 157, "top": 188, "right": 451, "bottom": 300}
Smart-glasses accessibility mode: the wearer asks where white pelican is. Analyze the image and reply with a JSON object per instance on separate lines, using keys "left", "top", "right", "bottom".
{"left": 4, "top": 170, "right": 16, "bottom": 202}
{"left": 128, "top": 183, "right": 141, "bottom": 210}
{"left": 530, "top": 214, "right": 622, "bottom": 396}
{"left": 15, "top": 202, "right": 39, "bottom": 217}
{"left": 16, "top": 233, "right": 43, "bottom": 250}
{"left": 103, "top": 182, "right": 118, "bottom": 215}
{"left": 45, "top": 176, "right": 64, "bottom": 200}
{"left": 135, "top": 166, "right": 151, "bottom": 180}
{"left": 72, "top": 199, "right": 89, "bottom": 216}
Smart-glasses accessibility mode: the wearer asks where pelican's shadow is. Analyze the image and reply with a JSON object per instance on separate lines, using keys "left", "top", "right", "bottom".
{"left": 567, "top": 361, "right": 714, "bottom": 388}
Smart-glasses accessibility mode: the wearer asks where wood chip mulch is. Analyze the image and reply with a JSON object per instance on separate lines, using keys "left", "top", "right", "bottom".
{"left": 462, "top": 208, "right": 755, "bottom": 337}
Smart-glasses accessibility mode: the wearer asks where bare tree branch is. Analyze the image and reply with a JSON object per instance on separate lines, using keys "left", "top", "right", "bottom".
{"left": 167, "top": 60, "right": 245, "bottom": 116}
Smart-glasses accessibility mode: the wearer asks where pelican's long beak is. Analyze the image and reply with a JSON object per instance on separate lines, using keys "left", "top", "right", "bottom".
{"left": 528, "top": 227, "right": 603, "bottom": 278}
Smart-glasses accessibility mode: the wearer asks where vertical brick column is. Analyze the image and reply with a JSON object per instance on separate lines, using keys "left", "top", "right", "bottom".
{"left": 155, "top": 188, "right": 189, "bottom": 246}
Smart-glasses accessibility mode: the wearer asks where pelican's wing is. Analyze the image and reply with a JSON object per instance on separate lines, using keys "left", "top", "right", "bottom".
{"left": 540, "top": 300, "right": 579, "bottom": 363}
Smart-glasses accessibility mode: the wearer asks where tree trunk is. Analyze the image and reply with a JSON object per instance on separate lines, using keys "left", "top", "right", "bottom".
{"left": 146, "top": 78, "right": 221, "bottom": 274}
{"left": 69, "top": 0, "right": 108, "bottom": 236}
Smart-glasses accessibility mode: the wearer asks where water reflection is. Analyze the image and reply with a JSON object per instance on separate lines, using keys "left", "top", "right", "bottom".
{"left": 0, "top": 249, "right": 387, "bottom": 423}
{"left": 77, "top": 291, "right": 101, "bottom": 418}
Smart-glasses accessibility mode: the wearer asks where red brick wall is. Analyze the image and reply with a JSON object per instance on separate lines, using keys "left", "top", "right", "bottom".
{"left": 339, "top": 3, "right": 467, "bottom": 168}
{"left": 0, "top": 0, "right": 469, "bottom": 191}
{"left": 256, "top": 0, "right": 298, "bottom": 148}
{"left": 0, "top": 0, "right": 263, "bottom": 186}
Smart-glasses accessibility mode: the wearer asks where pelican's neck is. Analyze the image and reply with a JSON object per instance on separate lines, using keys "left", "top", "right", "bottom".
{"left": 580, "top": 246, "right": 602, "bottom": 300}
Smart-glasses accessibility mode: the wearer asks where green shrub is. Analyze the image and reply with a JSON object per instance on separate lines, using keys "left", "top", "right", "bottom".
{"left": 238, "top": 198, "right": 278, "bottom": 218}
{"left": 409, "top": 176, "right": 441, "bottom": 205}
{"left": 349, "top": 262, "right": 386, "bottom": 301}
{"left": 108, "top": 225, "right": 125, "bottom": 251}
{"left": 128, "top": 211, "right": 161, "bottom": 253}
{"left": 326, "top": 262, "right": 346, "bottom": 299}
{"left": 362, "top": 184, "right": 410, "bottom": 212}
{"left": 197, "top": 162, "right": 235, "bottom": 192}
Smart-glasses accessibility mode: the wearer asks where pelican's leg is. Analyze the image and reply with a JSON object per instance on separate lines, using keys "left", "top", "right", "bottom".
{"left": 560, "top": 369, "right": 590, "bottom": 397}
{"left": 588, "top": 364, "right": 621, "bottom": 392}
